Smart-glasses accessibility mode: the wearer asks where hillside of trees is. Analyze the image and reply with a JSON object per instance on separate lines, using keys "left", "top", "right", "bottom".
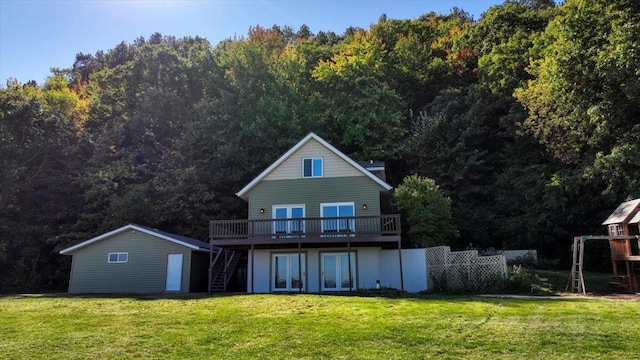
{"left": 1, "top": 0, "right": 638, "bottom": 292}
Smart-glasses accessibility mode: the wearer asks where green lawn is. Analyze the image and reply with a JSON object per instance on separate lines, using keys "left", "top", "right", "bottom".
{"left": 531, "top": 270, "right": 614, "bottom": 294}
{"left": 1, "top": 293, "right": 638, "bottom": 359}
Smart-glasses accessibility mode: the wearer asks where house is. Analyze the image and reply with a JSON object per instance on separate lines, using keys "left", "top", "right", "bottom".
{"left": 209, "top": 132, "right": 428, "bottom": 293}
{"left": 600, "top": 198, "right": 640, "bottom": 292}
{"left": 602, "top": 198, "right": 640, "bottom": 236}
{"left": 59, "top": 224, "right": 212, "bottom": 294}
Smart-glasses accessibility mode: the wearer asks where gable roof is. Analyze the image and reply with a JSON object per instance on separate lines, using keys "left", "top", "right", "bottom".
{"left": 629, "top": 210, "right": 640, "bottom": 225}
{"left": 236, "top": 132, "right": 392, "bottom": 199}
{"left": 59, "top": 224, "right": 212, "bottom": 255}
{"left": 602, "top": 198, "right": 640, "bottom": 225}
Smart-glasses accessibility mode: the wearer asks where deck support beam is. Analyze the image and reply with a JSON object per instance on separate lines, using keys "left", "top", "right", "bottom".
{"left": 223, "top": 250, "right": 229, "bottom": 293}
{"left": 398, "top": 238, "right": 404, "bottom": 292}
{"left": 250, "top": 244, "right": 254, "bottom": 294}
{"left": 298, "top": 242, "right": 302, "bottom": 293}
{"left": 208, "top": 242, "right": 213, "bottom": 294}
{"left": 347, "top": 241, "right": 353, "bottom": 292}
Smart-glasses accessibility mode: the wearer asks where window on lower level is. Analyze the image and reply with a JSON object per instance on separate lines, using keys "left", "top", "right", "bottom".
{"left": 272, "top": 253, "right": 306, "bottom": 291}
{"left": 321, "top": 252, "right": 356, "bottom": 291}
{"left": 108, "top": 252, "right": 128, "bottom": 263}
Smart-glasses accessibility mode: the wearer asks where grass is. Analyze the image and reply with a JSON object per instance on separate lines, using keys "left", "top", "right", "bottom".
{"left": 1, "top": 293, "right": 639, "bottom": 359}
{"left": 531, "top": 269, "right": 614, "bottom": 294}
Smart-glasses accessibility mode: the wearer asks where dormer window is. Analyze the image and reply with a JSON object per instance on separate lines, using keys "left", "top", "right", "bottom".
{"left": 303, "top": 158, "right": 323, "bottom": 178}
{"left": 608, "top": 224, "right": 624, "bottom": 236}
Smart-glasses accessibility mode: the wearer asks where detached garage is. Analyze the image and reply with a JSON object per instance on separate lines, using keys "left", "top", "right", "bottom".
{"left": 60, "top": 224, "right": 212, "bottom": 294}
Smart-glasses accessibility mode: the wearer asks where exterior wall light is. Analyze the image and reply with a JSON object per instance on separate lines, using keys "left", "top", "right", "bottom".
{"left": 362, "top": 204, "right": 367, "bottom": 211}
{"left": 260, "top": 208, "right": 265, "bottom": 214}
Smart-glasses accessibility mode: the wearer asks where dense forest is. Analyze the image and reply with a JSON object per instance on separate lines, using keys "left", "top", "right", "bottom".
{"left": 1, "top": 0, "right": 638, "bottom": 292}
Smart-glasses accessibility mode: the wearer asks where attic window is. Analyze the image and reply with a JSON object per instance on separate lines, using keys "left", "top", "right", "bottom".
{"left": 303, "top": 158, "right": 323, "bottom": 178}
{"left": 108, "top": 252, "right": 128, "bottom": 263}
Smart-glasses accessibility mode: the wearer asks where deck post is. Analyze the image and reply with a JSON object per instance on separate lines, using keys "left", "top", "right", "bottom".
{"left": 398, "top": 238, "right": 404, "bottom": 291}
{"left": 250, "top": 244, "right": 255, "bottom": 294}
{"left": 347, "top": 241, "right": 353, "bottom": 292}
{"left": 298, "top": 242, "right": 302, "bottom": 293}
{"left": 208, "top": 240, "right": 213, "bottom": 294}
{"left": 223, "top": 249, "right": 228, "bottom": 293}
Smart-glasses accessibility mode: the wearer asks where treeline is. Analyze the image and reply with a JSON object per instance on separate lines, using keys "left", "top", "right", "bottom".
{"left": 1, "top": 0, "right": 638, "bottom": 292}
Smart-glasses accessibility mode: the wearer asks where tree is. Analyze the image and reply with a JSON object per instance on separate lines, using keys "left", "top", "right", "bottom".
{"left": 0, "top": 78, "right": 85, "bottom": 292}
{"left": 515, "top": 0, "right": 640, "bottom": 199}
{"left": 394, "top": 175, "right": 457, "bottom": 247}
{"left": 312, "top": 31, "right": 405, "bottom": 159}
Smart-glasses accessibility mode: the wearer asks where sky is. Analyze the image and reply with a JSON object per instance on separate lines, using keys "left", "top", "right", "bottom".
{"left": 0, "top": 0, "right": 505, "bottom": 85}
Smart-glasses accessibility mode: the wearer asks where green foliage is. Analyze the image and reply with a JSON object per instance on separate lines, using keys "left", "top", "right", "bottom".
{"left": 0, "top": 81, "right": 83, "bottom": 292}
{"left": 312, "top": 31, "right": 405, "bottom": 159}
{"left": 1, "top": 1, "right": 638, "bottom": 292}
{"left": 394, "top": 175, "right": 457, "bottom": 246}
{"left": 503, "top": 265, "right": 551, "bottom": 293}
{"left": 515, "top": 0, "right": 640, "bottom": 196}
{"left": 508, "top": 255, "right": 560, "bottom": 270}
{"left": 428, "top": 265, "right": 553, "bottom": 294}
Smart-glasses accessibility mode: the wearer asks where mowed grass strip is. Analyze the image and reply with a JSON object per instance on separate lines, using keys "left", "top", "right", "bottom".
{"left": 1, "top": 294, "right": 639, "bottom": 359}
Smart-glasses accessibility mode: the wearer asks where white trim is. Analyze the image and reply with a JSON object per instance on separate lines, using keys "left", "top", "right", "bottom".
{"left": 363, "top": 166, "right": 385, "bottom": 171}
{"left": 236, "top": 132, "right": 392, "bottom": 199}
{"left": 107, "top": 252, "right": 128, "bottom": 263}
{"left": 321, "top": 202, "right": 355, "bottom": 233}
{"left": 272, "top": 204, "right": 306, "bottom": 213}
{"left": 271, "top": 252, "right": 306, "bottom": 292}
{"left": 302, "top": 157, "right": 323, "bottom": 178}
{"left": 321, "top": 252, "right": 356, "bottom": 291}
{"left": 59, "top": 224, "right": 202, "bottom": 254}
{"left": 272, "top": 204, "right": 306, "bottom": 235}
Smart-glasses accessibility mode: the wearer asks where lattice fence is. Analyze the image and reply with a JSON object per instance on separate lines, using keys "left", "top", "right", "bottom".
{"left": 426, "top": 246, "right": 507, "bottom": 292}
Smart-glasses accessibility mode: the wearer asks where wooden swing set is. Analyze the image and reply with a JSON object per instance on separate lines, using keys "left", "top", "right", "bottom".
{"left": 567, "top": 198, "right": 640, "bottom": 294}
{"left": 567, "top": 235, "right": 640, "bottom": 294}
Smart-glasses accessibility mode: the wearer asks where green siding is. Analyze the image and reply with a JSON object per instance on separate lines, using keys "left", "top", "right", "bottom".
{"left": 247, "top": 176, "right": 384, "bottom": 220}
{"left": 67, "top": 231, "right": 193, "bottom": 293}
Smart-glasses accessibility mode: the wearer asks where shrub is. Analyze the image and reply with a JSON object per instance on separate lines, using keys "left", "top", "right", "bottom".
{"left": 503, "top": 265, "right": 553, "bottom": 294}
{"left": 507, "top": 255, "right": 560, "bottom": 270}
{"left": 426, "top": 265, "right": 554, "bottom": 295}
{"left": 394, "top": 175, "right": 457, "bottom": 247}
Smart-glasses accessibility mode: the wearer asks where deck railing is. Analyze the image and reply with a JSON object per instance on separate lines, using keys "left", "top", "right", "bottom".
{"left": 210, "top": 214, "right": 400, "bottom": 241}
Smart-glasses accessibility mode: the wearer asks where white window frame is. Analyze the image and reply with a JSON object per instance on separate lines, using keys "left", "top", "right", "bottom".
{"left": 108, "top": 252, "right": 128, "bottom": 263}
{"left": 302, "top": 157, "right": 323, "bottom": 178}
{"left": 271, "top": 253, "right": 307, "bottom": 292}
{"left": 321, "top": 252, "right": 356, "bottom": 291}
{"left": 608, "top": 224, "right": 625, "bottom": 236}
{"left": 321, "top": 202, "right": 355, "bottom": 235}
{"left": 272, "top": 204, "right": 305, "bottom": 236}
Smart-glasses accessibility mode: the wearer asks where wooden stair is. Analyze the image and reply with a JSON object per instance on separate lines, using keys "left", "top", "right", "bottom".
{"left": 209, "top": 249, "right": 240, "bottom": 293}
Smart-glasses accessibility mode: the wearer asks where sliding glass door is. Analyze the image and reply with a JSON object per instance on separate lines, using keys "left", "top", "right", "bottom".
{"left": 272, "top": 253, "right": 306, "bottom": 291}
{"left": 321, "top": 252, "right": 356, "bottom": 291}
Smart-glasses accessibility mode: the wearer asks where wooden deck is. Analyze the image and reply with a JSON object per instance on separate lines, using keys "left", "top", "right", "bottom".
{"left": 209, "top": 214, "right": 401, "bottom": 246}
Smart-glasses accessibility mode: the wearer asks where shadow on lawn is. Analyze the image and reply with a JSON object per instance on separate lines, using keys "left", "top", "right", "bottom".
{"left": 0, "top": 292, "right": 242, "bottom": 301}
{"left": 2, "top": 292, "right": 634, "bottom": 303}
